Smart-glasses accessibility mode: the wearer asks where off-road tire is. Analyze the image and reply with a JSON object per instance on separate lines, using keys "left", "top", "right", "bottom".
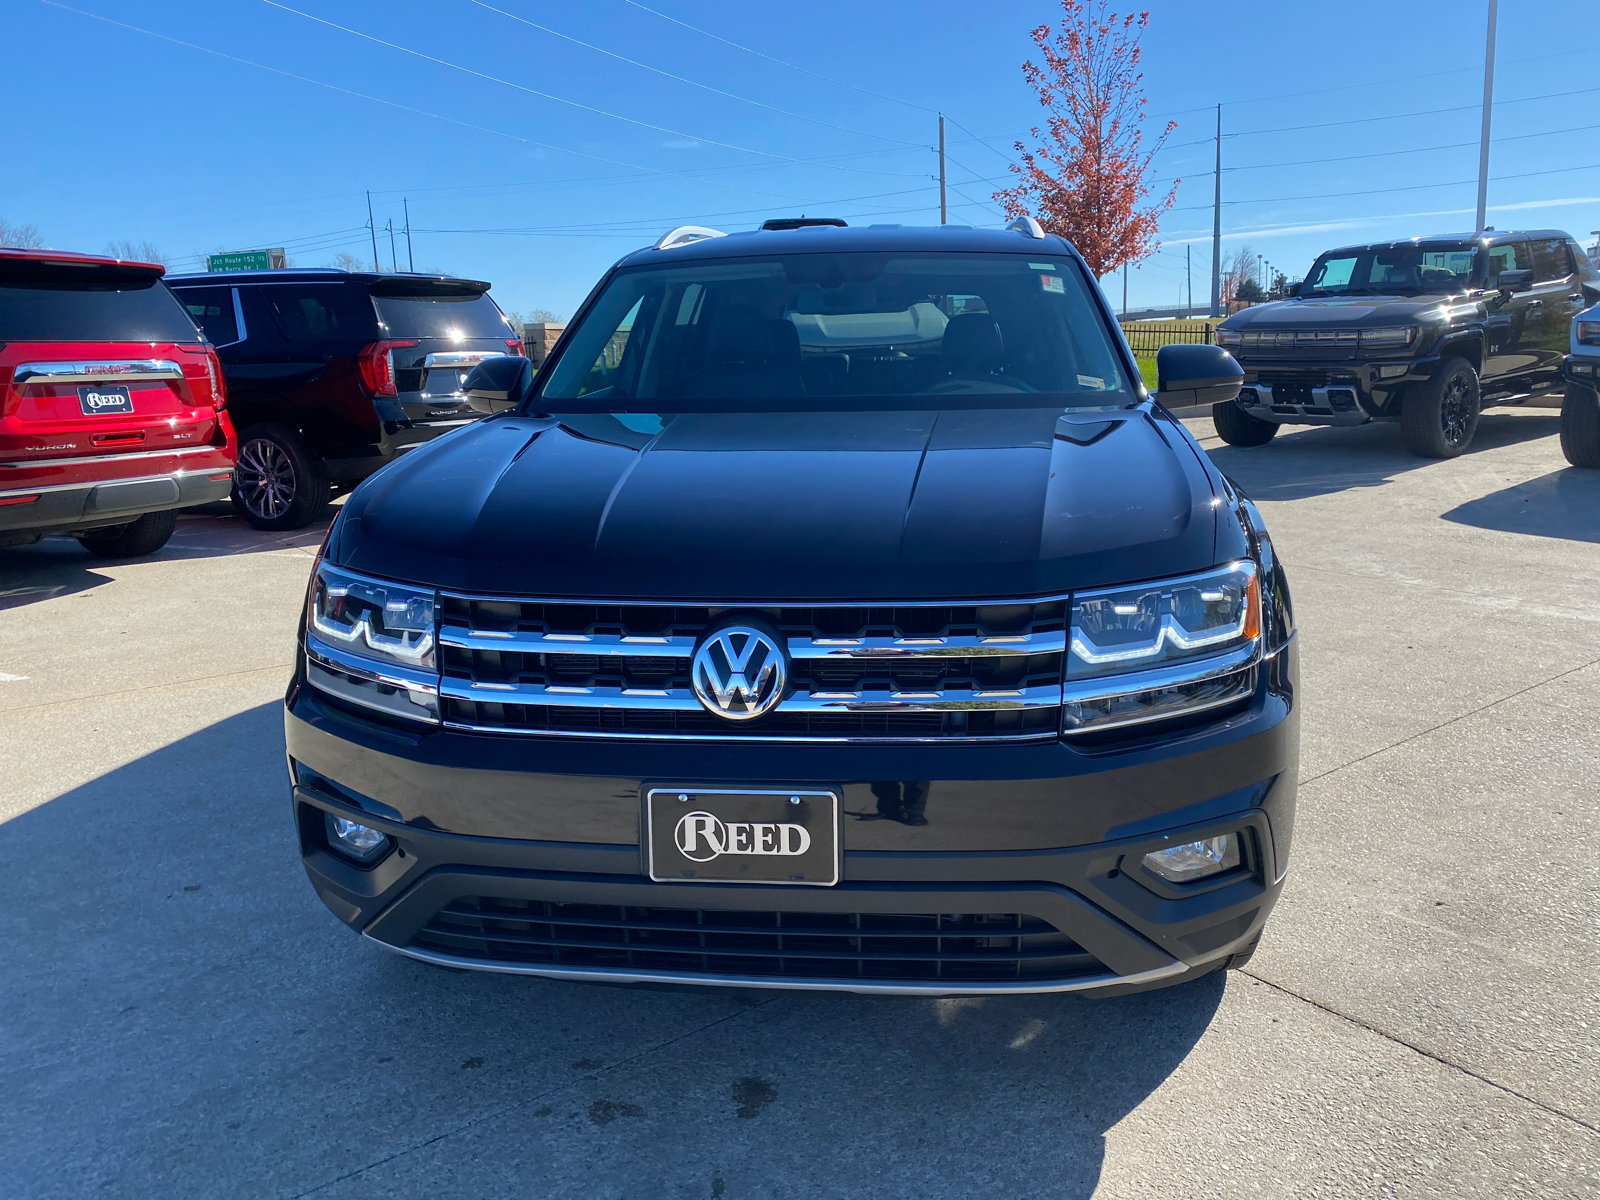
{"left": 1560, "top": 382, "right": 1600, "bottom": 468}
{"left": 1402, "top": 356, "right": 1480, "bottom": 459}
{"left": 232, "top": 424, "right": 331, "bottom": 531}
{"left": 1225, "top": 931, "right": 1262, "bottom": 971}
{"left": 76, "top": 508, "right": 178, "bottom": 558}
{"left": 1212, "top": 401, "right": 1279, "bottom": 447}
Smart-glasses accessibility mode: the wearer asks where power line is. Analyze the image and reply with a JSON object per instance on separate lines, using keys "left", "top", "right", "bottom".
{"left": 1225, "top": 161, "right": 1600, "bottom": 208}
{"left": 466, "top": 0, "right": 925, "bottom": 148}
{"left": 260, "top": 1, "right": 926, "bottom": 177}
{"left": 1225, "top": 122, "right": 1600, "bottom": 173}
{"left": 1230, "top": 83, "right": 1600, "bottom": 138}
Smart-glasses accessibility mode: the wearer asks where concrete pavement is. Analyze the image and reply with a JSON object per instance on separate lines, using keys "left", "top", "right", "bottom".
{"left": 1, "top": 410, "right": 1597, "bottom": 1198}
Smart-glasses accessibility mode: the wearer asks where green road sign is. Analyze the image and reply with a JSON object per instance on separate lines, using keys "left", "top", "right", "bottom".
{"left": 207, "top": 249, "right": 286, "bottom": 272}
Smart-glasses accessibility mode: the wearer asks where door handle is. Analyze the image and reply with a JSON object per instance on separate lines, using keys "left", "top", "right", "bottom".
{"left": 1572, "top": 294, "right": 1586, "bottom": 302}
{"left": 1527, "top": 299, "right": 1543, "bottom": 307}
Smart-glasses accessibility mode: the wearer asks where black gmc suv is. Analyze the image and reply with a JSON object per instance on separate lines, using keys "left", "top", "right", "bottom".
{"left": 166, "top": 269, "right": 522, "bottom": 529}
{"left": 1213, "top": 229, "right": 1600, "bottom": 457}
{"left": 285, "top": 220, "right": 1298, "bottom": 998}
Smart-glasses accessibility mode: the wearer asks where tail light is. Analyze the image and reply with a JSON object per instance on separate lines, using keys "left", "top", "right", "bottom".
{"left": 204, "top": 347, "right": 226, "bottom": 410}
{"left": 357, "top": 340, "right": 419, "bottom": 397}
{"left": 504, "top": 339, "right": 525, "bottom": 357}
{"left": 179, "top": 343, "right": 226, "bottom": 409}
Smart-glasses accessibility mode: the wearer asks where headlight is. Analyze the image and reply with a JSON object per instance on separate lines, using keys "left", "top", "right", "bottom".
{"left": 1062, "top": 561, "right": 1262, "bottom": 734}
{"left": 1359, "top": 325, "right": 1417, "bottom": 348}
{"left": 1216, "top": 328, "right": 1242, "bottom": 347}
{"left": 304, "top": 562, "right": 440, "bottom": 723}
{"left": 1578, "top": 321, "right": 1600, "bottom": 346}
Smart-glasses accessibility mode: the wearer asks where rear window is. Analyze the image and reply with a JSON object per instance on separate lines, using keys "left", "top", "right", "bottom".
{"left": 259, "top": 284, "right": 377, "bottom": 342}
{"left": 0, "top": 278, "right": 200, "bottom": 342}
{"left": 373, "top": 292, "right": 512, "bottom": 340}
{"left": 175, "top": 286, "right": 240, "bottom": 345}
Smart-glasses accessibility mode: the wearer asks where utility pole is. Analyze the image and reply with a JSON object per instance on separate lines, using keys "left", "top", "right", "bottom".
{"left": 1122, "top": 262, "right": 1128, "bottom": 317}
{"left": 403, "top": 198, "right": 415, "bottom": 272}
{"left": 1209, "top": 104, "right": 1222, "bottom": 318}
{"left": 386, "top": 219, "right": 398, "bottom": 274}
{"left": 366, "top": 191, "right": 380, "bottom": 273}
{"left": 1186, "top": 244, "right": 1192, "bottom": 315}
{"left": 1475, "top": 0, "right": 1498, "bottom": 234}
{"left": 938, "top": 115, "right": 947, "bottom": 225}
{"left": 1258, "top": 254, "right": 1264, "bottom": 291}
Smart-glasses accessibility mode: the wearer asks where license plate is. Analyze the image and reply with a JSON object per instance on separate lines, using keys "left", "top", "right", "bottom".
{"left": 78, "top": 385, "right": 134, "bottom": 415}
{"left": 645, "top": 787, "right": 840, "bottom": 886}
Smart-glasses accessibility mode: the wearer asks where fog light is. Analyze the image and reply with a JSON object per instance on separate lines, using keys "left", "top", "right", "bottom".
{"left": 1379, "top": 364, "right": 1408, "bottom": 379}
{"left": 1572, "top": 362, "right": 1594, "bottom": 378}
{"left": 1142, "top": 834, "right": 1240, "bottom": 883}
{"left": 327, "top": 812, "right": 389, "bottom": 861}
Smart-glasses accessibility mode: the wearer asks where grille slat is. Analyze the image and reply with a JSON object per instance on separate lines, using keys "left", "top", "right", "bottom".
{"left": 438, "top": 595, "right": 1066, "bottom": 741}
{"left": 412, "top": 899, "right": 1103, "bottom": 984}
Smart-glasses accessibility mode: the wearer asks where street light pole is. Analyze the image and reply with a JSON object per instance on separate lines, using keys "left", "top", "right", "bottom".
{"left": 1209, "top": 104, "right": 1222, "bottom": 318}
{"left": 1475, "top": 0, "right": 1499, "bottom": 235}
{"left": 938, "top": 115, "right": 947, "bottom": 226}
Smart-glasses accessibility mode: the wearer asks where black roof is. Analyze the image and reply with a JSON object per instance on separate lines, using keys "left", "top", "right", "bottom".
{"left": 614, "top": 223, "right": 1077, "bottom": 269}
{"left": 1322, "top": 228, "right": 1577, "bottom": 255}
{"left": 165, "top": 267, "right": 491, "bottom": 293}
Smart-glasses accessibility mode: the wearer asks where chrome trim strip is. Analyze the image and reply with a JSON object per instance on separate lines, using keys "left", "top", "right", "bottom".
{"left": 440, "top": 627, "right": 698, "bottom": 657}
{"left": 230, "top": 287, "right": 248, "bottom": 345}
{"left": 439, "top": 588, "right": 1077, "bottom": 608}
{"left": 439, "top": 719, "right": 1057, "bottom": 744}
{"left": 0, "top": 465, "right": 230, "bottom": 501}
{"left": 439, "top": 679, "right": 1062, "bottom": 713}
{"left": 370, "top": 937, "right": 1189, "bottom": 996}
{"left": 0, "top": 446, "right": 221, "bottom": 472}
{"left": 1061, "top": 640, "right": 1261, "bottom": 706}
{"left": 306, "top": 657, "right": 440, "bottom": 724}
{"left": 13, "top": 359, "right": 184, "bottom": 384}
{"left": 422, "top": 350, "right": 507, "bottom": 368}
{"left": 1061, "top": 668, "right": 1256, "bottom": 735}
{"left": 788, "top": 631, "right": 1065, "bottom": 659}
{"left": 306, "top": 634, "right": 440, "bottom": 698}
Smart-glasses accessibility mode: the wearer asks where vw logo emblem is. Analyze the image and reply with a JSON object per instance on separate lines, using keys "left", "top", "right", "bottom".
{"left": 691, "top": 625, "right": 786, "bottom": 721}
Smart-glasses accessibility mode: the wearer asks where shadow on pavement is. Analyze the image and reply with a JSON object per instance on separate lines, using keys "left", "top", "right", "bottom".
{"left": 0, "top": 704, "right": 1221, "bottom": 1198}
{"left": 1200, "top": 410, "right": 1562, "bottom": 503}
{"left": 1441, "top": 466, "right": 1600, "bottom": 544}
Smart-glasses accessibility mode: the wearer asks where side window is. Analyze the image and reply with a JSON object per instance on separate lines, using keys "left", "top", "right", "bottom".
{"left": 1310, "top": 256, "right": 1356, "bottom": 289}
{"left": 177, "top": 287, "right": 239, "bottom": 345}
{"left": 260, "top": 285, "right": 372, "bottom": 341}
{"left": 1529, "top": 237, "right": 1573, "bottom": 282}
{"left": 1484, "top": 242, "right": 1527, "bottom": 284}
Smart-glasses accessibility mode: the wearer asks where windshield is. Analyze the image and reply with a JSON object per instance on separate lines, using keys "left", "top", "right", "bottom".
{"left": 535, "top": 252, "right": 1134, "bottom": 411}
{"left": 1303, "top": 244, "right": 1480, "bottom": 296}
{"left": 374, "top": 292, "right": 515, "bottom": 341}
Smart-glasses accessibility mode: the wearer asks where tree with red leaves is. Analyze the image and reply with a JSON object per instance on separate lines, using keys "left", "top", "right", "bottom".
{"left": 995, "top": 2, "right": 1178, "bottom": 280}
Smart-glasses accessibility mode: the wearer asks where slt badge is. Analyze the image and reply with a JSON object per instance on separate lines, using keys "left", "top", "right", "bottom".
{"left": 691, "top": 625, "right": 786, "bottom": 720}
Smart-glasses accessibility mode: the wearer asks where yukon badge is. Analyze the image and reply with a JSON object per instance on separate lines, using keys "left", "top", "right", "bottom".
{"left": 690, "top": 625, "right": 786, "bottom": 720}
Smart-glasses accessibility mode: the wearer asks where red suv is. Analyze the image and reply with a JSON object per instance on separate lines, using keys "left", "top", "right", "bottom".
{"left": 0, "top": 249, "right": 236, "bottom": 557}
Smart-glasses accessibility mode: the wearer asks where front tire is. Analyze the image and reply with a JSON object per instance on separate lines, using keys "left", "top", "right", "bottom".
{"left": 76, "top": 509, "right": 178, "bottom": 558}
{"left": 1212, "top": 401, "right": 1279, "bottom": 447}
{"left": 1560, "top": 382, "right": 1600, "bottom": 468}
{"left": 232, "top": 424, "right": 331, "bottom": 531}
{"left": 1402, "top": 357, "right": 1480, "bottom": 458}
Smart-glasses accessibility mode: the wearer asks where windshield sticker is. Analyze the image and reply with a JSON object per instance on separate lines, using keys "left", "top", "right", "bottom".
{"left": 1041, "top": 274, "right": 1065, "bottom": 294}
{"left": 1076, "top": 374, "right": 1106, "bottom": 389}
{"left": 1029, "top": 262, "right": 1055, "bottom": 270}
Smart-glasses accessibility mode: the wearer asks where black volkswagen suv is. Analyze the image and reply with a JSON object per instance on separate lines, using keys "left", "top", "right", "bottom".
{"left": 166, "top": 269, "right": 522, "bottom": 529}
{"left": 285, "top": 220, "right": 1298, "bottom": 997}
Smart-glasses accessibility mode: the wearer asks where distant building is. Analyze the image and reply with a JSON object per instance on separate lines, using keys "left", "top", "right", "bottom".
{"left": 523, "top": 321, "right": 566, "bottom": 366}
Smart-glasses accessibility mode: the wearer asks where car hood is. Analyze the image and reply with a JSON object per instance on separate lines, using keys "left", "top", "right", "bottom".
{"left": 1225, "top": 294, "right": 1470, "bottom": 327}
{"left": 332, "top": 405, "right": 1233, "bottom": 601}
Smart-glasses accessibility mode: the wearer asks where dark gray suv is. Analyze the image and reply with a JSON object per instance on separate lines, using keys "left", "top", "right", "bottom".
{"left": 166, "top": 270, "right": 522, "bottom": 529}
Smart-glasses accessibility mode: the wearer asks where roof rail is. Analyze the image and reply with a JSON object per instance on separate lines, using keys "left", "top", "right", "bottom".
{"left": 1005, "top": 216, "right": 1046, "bottom": 240}
{"left": 760, "top": 217, "right": 847, "bottom": 231}
{"left": 654, "top": 225, "right": 726, "bottom": 251}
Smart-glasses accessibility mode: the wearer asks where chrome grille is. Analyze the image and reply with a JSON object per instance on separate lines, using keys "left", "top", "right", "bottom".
{"left": 437, "top": 596, "right": 1066, "bottom": 741}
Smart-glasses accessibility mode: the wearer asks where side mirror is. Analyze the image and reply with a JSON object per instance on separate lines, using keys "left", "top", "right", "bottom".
{"left": 1155, "top": 343, "right": 1244, "bottom": 407}
{"left": 463, "top": 354, "right": 534, "bottom": 414}
{"left": 1496, "top": 268, "right": 1533, "bottom": 295}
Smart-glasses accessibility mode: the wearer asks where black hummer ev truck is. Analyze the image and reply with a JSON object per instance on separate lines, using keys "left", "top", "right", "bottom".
{"left": 1212, "top": 230, "right": 1600, "bottom": 458}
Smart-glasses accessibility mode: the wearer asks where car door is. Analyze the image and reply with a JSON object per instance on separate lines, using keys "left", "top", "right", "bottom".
{"left": 1481, "top": 239, "right": 1537, "bottom": 394}
{"left": 1527, "top": 237, "right": 1585, "bottom": 388}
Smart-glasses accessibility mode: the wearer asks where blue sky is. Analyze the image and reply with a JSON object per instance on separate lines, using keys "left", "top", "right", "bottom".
{"left": 9, "top": 0, "right": 1599, "bottom": 318}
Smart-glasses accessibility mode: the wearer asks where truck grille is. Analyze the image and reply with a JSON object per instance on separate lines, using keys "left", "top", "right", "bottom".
{"left": 438, "top": 596, "right": 1066, "bottom": 741}
{"left": 411, "top": 898, "right": 1105, "bottom": 984}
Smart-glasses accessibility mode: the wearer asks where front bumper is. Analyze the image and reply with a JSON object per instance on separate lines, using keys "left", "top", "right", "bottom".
{"left": 0, "top": 453, "right": 235, "bottom": 535}
{"left": 1565, "top": 353, "right": 1599, "bottom": 388}
{"left": 283, "top": 637, "right": 1299, "bottom": 997}
{"left": 1232, "top": 356, "right": 1436, "bottom": 425}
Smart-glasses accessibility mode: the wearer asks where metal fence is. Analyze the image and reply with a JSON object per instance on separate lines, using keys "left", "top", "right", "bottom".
{"left": 1118, "top": 320, "right": 1217, "bottom": 357}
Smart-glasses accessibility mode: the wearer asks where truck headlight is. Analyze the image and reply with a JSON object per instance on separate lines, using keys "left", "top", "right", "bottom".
{"left": 1216, "top": 328, "right": 1242, "bottom": 347}
{"left": 1360, "top": 325, "right": 1417, "bottom": 348}
{"left": 304, "top": 563, "right": 440, "bottom": 723}
{"left": 1062, "top": 561, "right": 1262, "bottom": 734}
{"left": 1578, "top": 321, "right": 1600, "bottom": 346}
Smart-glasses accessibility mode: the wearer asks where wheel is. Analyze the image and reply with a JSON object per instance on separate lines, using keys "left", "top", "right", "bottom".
{"left": 1224, "top": 931, "right": 1262, "bottom": 971}
{"left": 1402, "top": 357, "right": 1480, "bottom": 458}
{"left": 232, "top": 424, "right": 331, "bottom": 531}
{"left": 1212, "top": 400, "right": 1279, "bottom": 447}
{"left": 1560, "top": 382, "right": 1600, "bottom": 468}
{"left": 76, "top": 509, "right": 178, "bottom": 558}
